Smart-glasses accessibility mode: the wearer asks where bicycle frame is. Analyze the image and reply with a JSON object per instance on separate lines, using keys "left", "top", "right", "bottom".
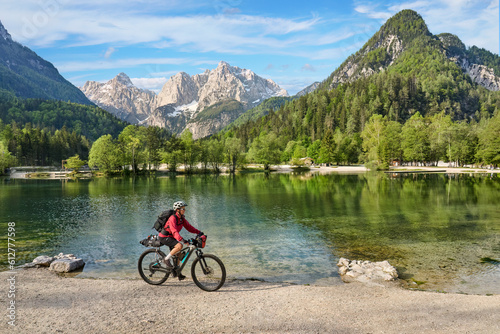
{"left": 176, "top": 245, "right": 198, "bottom": 273}
{"left": 151, "top": 244, "right": 203, "bottom": 275}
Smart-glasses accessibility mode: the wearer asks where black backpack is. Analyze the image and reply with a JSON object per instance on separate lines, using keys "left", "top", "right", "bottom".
{"left": 152, "top": 209, "right": 177, "bottom": 235}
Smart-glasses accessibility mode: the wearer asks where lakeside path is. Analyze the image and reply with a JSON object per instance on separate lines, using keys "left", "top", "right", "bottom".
{"left": 7, "top": 164, "right": 500, "bottom": 179}
{"left": 2, "top": 269, "right": 499, "bottom": 334}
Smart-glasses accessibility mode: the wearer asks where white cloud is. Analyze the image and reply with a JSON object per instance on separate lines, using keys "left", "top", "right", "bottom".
{"left": 413, "top": 0, "right": 499, "bottom": 53}
{"left": 1, "top": 3, "right": 321, "bottom": 55}
{"left": 387, "top": 1, "right": 432, "bottom": 13}
{"left": 354, "top": 4, "right": 392, "bottom": 20}
{"left": 301, "top": 64, "right": 316, "bottom": 72}
{"left": 265, "top": 64, "right": 275, "bottom": 71}
{"left": 312, "top": 31, "right": 357, "bottom": 46}
{"left": 130, "top": 77, "right": 168, "bottom": 93}
{"left": 104, "top": 47, "right": 116, "bottom": 59}
{"left": 55, "top": 57, "right": 191, "bottom": 72}
{"left": 272, "top": 75, "right": 323, "bottom": 96}
{"left": 222, "top": 7, "right": 242, "bottom": 15}
{"left": 308, "top": 39, "right": 366, "bottom": 60}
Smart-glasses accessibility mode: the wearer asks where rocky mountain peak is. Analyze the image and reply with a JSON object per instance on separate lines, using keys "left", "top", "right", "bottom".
{"left": 323, "top": 10, "right": 430, "bottom": 90}
{"left": 212, "top": 61, "right": 236, "bottom": 79}
{"left": 434, "top": 33, "right": 500, "bottom": 91}
{"left": 156, "top": 61, "right": 288, "bottom": 111}
{"left": 0, "top": 21, "right": 12, "bottom": 42}
{"left": 157, "top": 71, "right": 197, "bottom": 107}
{"left": 217, "top": 60, "right": 231, "bottom": 69}
{"left": 145, "top": 62, "right": 288, "bottom": 138}
{"left": 80, "top": 61, "right": 288, "bottom": 138}
{"left": 80, "top": 73, "right": 158, "bottom": 124}
{"left": 114, "top": 72, "right": 134, "bottom": 87}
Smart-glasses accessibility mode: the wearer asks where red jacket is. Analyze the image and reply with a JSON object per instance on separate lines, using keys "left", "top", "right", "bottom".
{"left": 159, "top": 212, "right": 200, "bottom": 241}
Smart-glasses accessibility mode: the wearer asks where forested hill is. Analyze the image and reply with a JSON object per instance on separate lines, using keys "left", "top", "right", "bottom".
{"left": 229, "top": 96, "right": 295, "bottom": 128}
{"left": 227, "top": 9, "right": 500, "bottom": 134}
{"left": 230, "top": 10, "right": 500, "bottom": 136}
{"left": 0, "top": 90, "right": 130, "bottom": 168}
{"left": 0, "top": 90, "right": 127, "bottom": 141}
{"left": 0, "top": 21, "right": 92, "bottom": 105}
{"left": 319, "top": 10, "right": 500, "bottom": 91}
{"left": 0, "top": 19, "right": 128, "bottom": 143}
{"left": 217, "top": 9, "right": 500, "bottom": 168}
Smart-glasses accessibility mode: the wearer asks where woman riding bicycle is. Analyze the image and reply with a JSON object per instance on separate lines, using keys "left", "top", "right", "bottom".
{"left": 158, "top": 201, "right": 202, "bottom": 281}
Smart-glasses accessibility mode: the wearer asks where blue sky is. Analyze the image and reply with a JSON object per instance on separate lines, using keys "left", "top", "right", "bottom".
{"left": 0, "top": 0, "right": 498, "bottom": 95}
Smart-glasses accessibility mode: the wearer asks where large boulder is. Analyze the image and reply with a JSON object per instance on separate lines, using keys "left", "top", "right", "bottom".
{"left": 28, "top": 253, "right": 85, "bottom": 273}
{"left": 337, "top": 258, "right": 398, "bottom": 284}
{"left": 49, "top": 258, "right": 85, "bottom": 273}
{"left": 32, "top": 255, "right": 55, "bottom": 267}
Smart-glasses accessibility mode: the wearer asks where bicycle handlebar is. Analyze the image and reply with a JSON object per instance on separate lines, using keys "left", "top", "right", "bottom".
{"left": 186, "top": 235, "right": 204, "bottom": 248}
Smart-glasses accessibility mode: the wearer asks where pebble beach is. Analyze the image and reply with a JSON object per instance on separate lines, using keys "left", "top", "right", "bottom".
{"left": 1, "top": 268, "right": 499, "bottom": 333}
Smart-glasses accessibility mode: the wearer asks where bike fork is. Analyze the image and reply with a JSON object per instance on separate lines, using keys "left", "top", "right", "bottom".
{"left": 197, "top": 250, "right": 210, "bottom": 275}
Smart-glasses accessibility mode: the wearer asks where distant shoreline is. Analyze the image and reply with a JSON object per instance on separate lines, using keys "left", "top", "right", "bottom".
{"left": 279, "top": 164, "right": 500, "bottom": 174}
{"left": 5, "top": 164, "right": 499, "bottom": 179}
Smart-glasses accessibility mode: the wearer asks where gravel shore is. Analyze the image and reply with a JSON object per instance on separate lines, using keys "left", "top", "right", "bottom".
{"left": 1, "top": 268, "right": 499, "bottom": 334}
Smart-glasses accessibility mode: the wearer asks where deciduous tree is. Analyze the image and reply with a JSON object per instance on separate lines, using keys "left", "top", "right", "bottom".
{"left": 88, "top": 135, "right": 122, "bottom": 174}
{"left": 64, "top": 154, "right": 86, "bottom": 173}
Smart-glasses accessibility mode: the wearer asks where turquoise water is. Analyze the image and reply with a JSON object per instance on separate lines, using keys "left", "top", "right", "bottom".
{"left": 1, "top": 172, "right": 499, "bottom": 294}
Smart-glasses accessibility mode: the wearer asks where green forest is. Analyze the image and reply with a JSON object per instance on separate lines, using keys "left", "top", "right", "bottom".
{"left": 1, "top": 10, "right": 499, "bottom": 175}
{"left": 0, "top": 92, "right": 127, "bottom": 172}
{"left": 1, "top": 54, "right": 499, "bottom": 175}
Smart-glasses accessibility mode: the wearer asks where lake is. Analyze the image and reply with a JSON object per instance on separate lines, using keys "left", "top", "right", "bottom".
{"left": 1, "top": 172, "right": 499, "bottom": 294}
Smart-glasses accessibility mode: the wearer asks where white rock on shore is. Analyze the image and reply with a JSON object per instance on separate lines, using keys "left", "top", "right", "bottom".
{"left": 32, "top": 255, "right": 55, "bottom": 266}
{"left": 337, "top": 257, "right": 398, "bottom": 284}
{"left": 30, "top": 253, "right": 85, "bottom": 273}
{"left": 50, "top": 258, "right": 85, "bottom": 273}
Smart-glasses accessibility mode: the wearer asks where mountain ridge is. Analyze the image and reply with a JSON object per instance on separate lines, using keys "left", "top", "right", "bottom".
{"left": 0, "top": 21, "right": 92, "bottom": 105}
{"left": 81, "top": 61, "right": 289, "bottom": 139}
{"left": 80, "top": 72, "right": 158, "bottom": 124}
{"left": 318, "top": 9, "right": 499, "bottom": 93}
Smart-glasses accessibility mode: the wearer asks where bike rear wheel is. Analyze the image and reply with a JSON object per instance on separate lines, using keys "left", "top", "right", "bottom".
{"left": 138, "top": 248, "right": 170, "bottom": 285}
{"left": 191, "top": 254, "right": 226, "bottom": 291}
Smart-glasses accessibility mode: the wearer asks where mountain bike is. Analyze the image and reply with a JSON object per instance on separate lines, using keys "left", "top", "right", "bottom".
{"left": 138, "top": 235, "right": 226, "bottom": 292}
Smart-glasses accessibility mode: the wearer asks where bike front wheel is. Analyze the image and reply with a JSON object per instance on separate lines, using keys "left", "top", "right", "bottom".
{"left": 191, "top": 254, "right": 226, "bottom": 292}
{"left": 138, "top": 248, "right": 170, "bottom": 285}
